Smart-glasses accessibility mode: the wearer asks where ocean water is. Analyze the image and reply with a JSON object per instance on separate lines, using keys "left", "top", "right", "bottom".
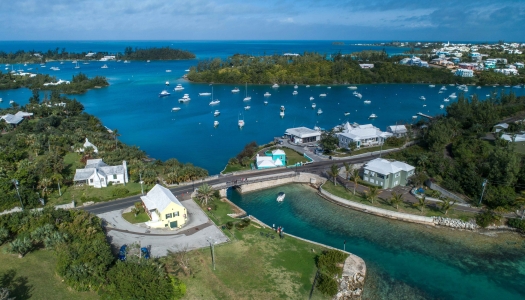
{"left": 229, "top": 184, "right": 525, "bottom": 300}
{"left": 1, "top": 41, "right": 525, "bottom": 174}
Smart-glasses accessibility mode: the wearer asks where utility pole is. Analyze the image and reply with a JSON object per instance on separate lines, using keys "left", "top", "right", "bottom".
{"left": 12, "top": 179, "right": 23, "bottom": 210}
{"left": 207, "top": 237, "right": 215, "bottom": 270}
{"left": 139, "top": 173, "right": 144, "bottom": 195}
{"left": 478, "top": 179, "right": 488, "bottom": 205}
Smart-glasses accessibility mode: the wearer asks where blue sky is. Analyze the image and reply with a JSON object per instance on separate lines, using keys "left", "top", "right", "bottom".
{"left": 1, "top": 0, "right": 524, "bottom": 41}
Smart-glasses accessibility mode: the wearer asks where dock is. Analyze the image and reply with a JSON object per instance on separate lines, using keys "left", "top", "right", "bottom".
{"left": 417, "top": 112, "right": 433, "bottom": 119}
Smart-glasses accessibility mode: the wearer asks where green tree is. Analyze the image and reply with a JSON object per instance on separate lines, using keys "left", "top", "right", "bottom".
{"left": 439, "top": 198, "right": 456, "bottom": 215}
{"left": 51, "top": 173, "right": 63, "bottom": 196}
{"left": 320, "top": 130, "right": 338, "bottom": 154}
{"left": 327, "top": 164, "right": 339, "bottom": 186}
{"left": 196, "top": 183, "right": 214, "bottom": 206}
{"left": 365, "top": 186, "right": 380, "bottom": 204}
{"left": 343, "top": 162, "right": 352, "bottom": 180}
{"left": 7, "top": 236, "right": 33, "bottom": 258}
{"left": 413, "top": 195, "right": 428, "bottom": 212}
{"left": 113, "top": 129, "right": 120, "bottom": 150}
{"left": 0, "top": 227, "right": 9, "bottom": 245}
{"left": 351, "top": 168, "right": 360, "bottom": 196}
{"left": 390, "top": 192, "right": 404, "bottom": 210}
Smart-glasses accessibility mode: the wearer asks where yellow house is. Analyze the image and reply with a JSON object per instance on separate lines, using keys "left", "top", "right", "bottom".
{"left": 141, "top": 184, "right": 187, "bottom": 229}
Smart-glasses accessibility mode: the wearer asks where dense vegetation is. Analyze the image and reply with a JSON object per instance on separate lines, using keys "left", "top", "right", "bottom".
{"left": 0, "top": 208, "right": 184, "bottom": 299}
{"left": 0, "top": 46, "right": 195, "bottom": 64}
{"left": 386, "top": 91, "right": 525, "bottom": 210}
{"left": 315, "top": 249, "right": 347, "bottom": 296}
{"left": 0, "top": 71, "right": 108, "bottom": 94}
{"left": 0, "top": 93, "right": 207, "bottom": 211}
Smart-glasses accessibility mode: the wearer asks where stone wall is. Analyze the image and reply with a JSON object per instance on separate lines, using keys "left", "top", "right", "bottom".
{"left": 236, "top": 172, "right": 326, "bottom": 193}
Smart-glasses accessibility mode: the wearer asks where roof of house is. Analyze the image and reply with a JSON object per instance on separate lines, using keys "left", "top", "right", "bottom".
{"left": 141, "top": 184, "right": 184, "bottom": 213}
{"left": 14, "top": 111, "right": 33, "bottom": 118}
{"left": 74, "top": 159, "right": 125, "bottom": 181}
{"left": 82, "top": 138, "right": 98, "bottom": 153}
{"left": 387, "top": 125, "right": 407, "bottom": 133}
{"left": 256, "top": 156, "right": 276, "bottom": 168}
{"left": 73, "top": 168, "right": 95, "bottom": 181}
{"left": 338, "top": 127, "right": 382, "bottom": 141}
{"left": 1, "top": 114, "right": 24, "bottom": 125}
{"left": 272, "top": 149, "right": 286, "bottom": 156}
{"left": 85, "top": 159, "right": 107, "bottom": 169}
{"left": 494, "top": 123, "right": 509, "bottom": 129}
{"left": 364, "top": 158, "right": 415, "bottom": 175}
{"left": 285, "top": 127, "right": 321, "bottom": 138}
{"left": 501, "top": 134, "right": 525, "bottom": 142}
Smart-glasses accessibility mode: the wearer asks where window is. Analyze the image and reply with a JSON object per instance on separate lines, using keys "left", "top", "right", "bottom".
{"left": 165, "top": 213, "right": 172, "bottom": 219}
{"left": 113, "top": 174, "right": 117, "bottom": 179}
{"left": 377, "top": 174, "right": 385, "bottom": 179}
{"left": 364, "top": 170, "right": 369, "bottom": 174}
{"left": 90, "top": 179, "right": 93, "bottom": 183}
{"left": 174, "top": 211, "right": 179, "bottom": 217}
{"left": 165, "top": 224, "right": 168, "bottom": 227}
{"left": 395, "top": 173, "right": 400, "bottom": 178}
{"left": 364, "top": 176, "right": 368, "bottom": 181}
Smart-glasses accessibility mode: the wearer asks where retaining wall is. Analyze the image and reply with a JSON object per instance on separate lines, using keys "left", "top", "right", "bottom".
{"left": 237, "top": 172, "right": 326, "bottom": 193}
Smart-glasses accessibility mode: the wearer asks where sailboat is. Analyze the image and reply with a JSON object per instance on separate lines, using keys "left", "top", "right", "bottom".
{"left": 74, "top": 61, "right": 80, "bottom": 69}
{"left": 243, "top": 83, "right": 251, "bottom": 101}
{"left": 209, "top": 85, "right": 220, "bottom": 105}
{"left": 238, "top": 113, "right": 245, "bottom": 128}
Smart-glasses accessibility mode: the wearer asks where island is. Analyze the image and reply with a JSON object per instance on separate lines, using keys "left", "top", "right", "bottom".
{"left": 0, "top": 72, "right": 109, "bottom": 94}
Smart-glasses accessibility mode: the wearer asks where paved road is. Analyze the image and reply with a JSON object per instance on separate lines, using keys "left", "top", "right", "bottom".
{"left": 81, "top": 154, "right": 383, "bottom": 214}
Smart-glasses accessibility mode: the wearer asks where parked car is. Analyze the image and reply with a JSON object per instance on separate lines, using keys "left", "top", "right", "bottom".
{"left": 141, "top": 247, "right": 150, "bottom": 259}
{"left": 118, "top": 245, "right": 127, "bottom": 261}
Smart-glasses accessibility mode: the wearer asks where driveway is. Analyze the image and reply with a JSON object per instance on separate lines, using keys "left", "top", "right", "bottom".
{"left": 97, "top": 199, "right": 229, "bottom": 257}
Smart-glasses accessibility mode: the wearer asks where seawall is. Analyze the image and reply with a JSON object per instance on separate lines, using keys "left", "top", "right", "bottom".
{"left": 234, "top": 172, "right": 326, "bottom": 193}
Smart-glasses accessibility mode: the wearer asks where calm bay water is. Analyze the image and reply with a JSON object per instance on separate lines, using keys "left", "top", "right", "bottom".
{"left": 1, "top": 40, "right": 525, "bottom": 175}
{"left": 229, "top": 184, "right": 525, "bottom": 300}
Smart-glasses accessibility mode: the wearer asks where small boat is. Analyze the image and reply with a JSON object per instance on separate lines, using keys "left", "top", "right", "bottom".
{"left": 317, "top": 109, "right": 323, "bottom": 115}
{"left": 369, "top": 114, "right": 377, "bottom": 119}
{"left": 159, "top": 90, "right": 170, "bottom": 97}
{"left": 171, "top": 107, "right": 181, "bottom": 111}
{"left": 264, "top": 100, "right": 268, "bottom": 105}
{"left": 124, "top": 60, "right": 130, "bottom": 63}
{"left": 364, "top": 100, "right": 371, "bottom": 104}
{"left": 179, "top": 95, "right": 191, "bottom": 102}
{"left": 312, "top": 103, "right": 316, "bottom": 108}
{"left": 199, "top": 92, "right": 211, "bottom": 96}
{"left": 440, "top": 86, "right": 447, "bottom": 91}
{"left": 264, "top": 92, "right": 271, "bottom": 97}
{"left": 423, "top": 105, "right": 427, "bottom": 107}
{"left": 232, "top": 87, "right": 240, "bottom": 93}
{"left": 9, "top": 100, "right": 14, "bottom": 104}
{"left": 243, "top": 83, "right": 251, "bottom": 101}
{"left": 101, "top": 64, "right": 108, "bottom": 69}
{"left": 174, "top": 84, "right": 184, "bottom": 91}
{"left": 419, "top": 96, "right": 426, "bottom": 100}
{"left": 165, "top": 81, "right": 169, "bottom": 86}
{"left": 209, "top": 100, "right": 220, "bottom": 105}
{"left": 449, "top": 84, "right": 454, "bottom": 86}
{"left": 429, "top": 85, "right": 435, "bottom": 88}
{"left": 438, "top": 91, "right": 444, "bottom": 94}
{"left": 185, "top": 69, "right": 190, "bottom": 72}
{"left": 348, "top": 86, "right": 358, "bottom": 90}
{"left": 72, "top": 60, "right": 77, "bottom": 64}
{"left": 238, "top": 119, "right": 245, "bottom": 128}
{"left": 214, "top": 121, "right": 219, "bottom": 127}
{"left": 444, "top": 98, "right": 450, "bottom": 102}
{"left": 0, "top": 98, "right": 2, "bottom": 102}
{"left": 292, "top": 91, "right": 298, "bottom": 95}
{"left": 306, "top": 85, "right": 310, "bottom": 88}
{"left": 327, "top": 86, "right": 331, "bottom": 89}
{"left": 504, "top": 85, "right": 511, "bottom": 88}
{"left": 354, "top": 93, "right": 362, "bottom": 99}
{"left": 50, "top": 66, "right": 60, "bottom": 71}
{"left": 412, "top": 116, "right": 417, "bottom": 119}
{"left": 277, "top": 192, "right": 285, "bottom": 202}
{"left": 272, "top": 83, "right": 279, "bottom": 88}
{"left": 74, "top": 62, "right": 80, "bottom": 69}
{"left": 440, "top": 105, "right": 444, "bottom": 109}
{"left": 344, "top": 112, "right": 350, "bottom": 116}
{"left": 513, "top": 85, "right": 522, "bottom": 89}
{"left": 486, "top": 94, "right": 490, "bottom": 97}
{"left": 449, "top": 93, "right": 457, "bottom": 99}
{"left": 244, "top": 106, "right": 251, "bottom": 110}
{"left": 315, "top": 84, "right": 321, "bottom": 86}
{"left": 166, "top": 70, "right": 172, "bottom": 72}
{"left": 309, "top": 96, "right": 314, "bottom": 101}
{"left": 476, "top": 86, "right": 481, "bottom": 89}
{"left": 319, "top": 93, "right": 327, "bottom": 97}
{"left": 280, "top": 105, "right": 285, "bottom": 111}
{"left": 214, "top": 110, "right": 220, "bottom": 117}
{"left": 147, "top": 60, "right": 151, "bottom": 63}
{"left": 294, "top": 85, "right": 298, "bottom": 89}
{"left": 280, "top": 111, "right": 285, "bottom": 118}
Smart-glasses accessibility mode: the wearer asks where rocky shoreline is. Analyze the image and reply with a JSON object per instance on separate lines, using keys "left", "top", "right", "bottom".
{"left": 432, "top": 216, "right": 478, "bottom": 230}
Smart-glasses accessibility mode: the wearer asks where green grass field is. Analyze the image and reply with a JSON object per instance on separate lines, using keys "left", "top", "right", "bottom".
{"left": 122, "top": 211, "right": 150, "bottom": 223}
{"left": 0, "top": 247, "right": 98, "bottom": 300}
{"left": 222, "top": 163, "right": 251, "bottom": 174}
{"left": 282, "top": 148, "right": 309, "bottom": 166}
{"left": 332, "top": 144, "right": 397, "bottom": 157}
{"left": 170, "top": 199, "right": 330, "bottom": 299}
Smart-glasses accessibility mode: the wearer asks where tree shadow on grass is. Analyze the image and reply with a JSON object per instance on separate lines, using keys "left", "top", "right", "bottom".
{"left": 0, "top": 269, "right": 33, "bottom": 300}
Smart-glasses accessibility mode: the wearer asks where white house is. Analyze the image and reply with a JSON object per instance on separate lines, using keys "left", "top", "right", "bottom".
{"left": 337, "top": 122, "right": 392, "bottom": 149}
{"left": 256, "top": 149, "right": 286, "bottom": 169}
{"left": 493, "top": 123, "right": 509, "bottom": 133}
{"left": 285, "top": 127, "right": 321, "bottom": 144}
{"left": 386, "top": 125, "right": 408, "bottom": 137}
{"left": 455, "top": 69, "right": 474, "bottom": 77}
{"left": 73, "top": 159, "right": 128, "bottom": 188}
{"left": 494, "top": 68, "right": 519, "bottom": 76}
{"left": 501, "top": 134, "right": 525, "bottom": 142}
{"left": 76, "top": 138, "right": 99, "bottom": 154}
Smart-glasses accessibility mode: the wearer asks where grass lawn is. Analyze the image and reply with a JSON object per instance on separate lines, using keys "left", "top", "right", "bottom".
{"left": 222, "top": 163, "right": 251, "bottom": 174}
{"left": 332, "top": 144, "right": 397, "bottom": 157}
{"left": 282, "top": 148, "right": 309, "bottom": 166}
{"left": 171, "top": 198, "right": 332, "bottom": 299}
{"left": 513, "top": 141, "right": 525, "bottom": 155}
{"left": 122, "top": 211, "right": 150, "bottom": 224}
{"left": 322, "top": 181, "right": 476, "bottom": 221}
{"left": 0, "top": 247, "right": 98, "bottom": 300}
{"left": 46, "top": 182, "right": 150, "bottom": 206}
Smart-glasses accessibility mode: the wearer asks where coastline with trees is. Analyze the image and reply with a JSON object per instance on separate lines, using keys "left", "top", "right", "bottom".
{"left": 0, "top": 72, "right": 109, "bottom": 94}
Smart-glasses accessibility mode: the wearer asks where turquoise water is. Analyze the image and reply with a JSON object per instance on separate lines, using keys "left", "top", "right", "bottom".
{"left": 229, "top": 184, "right": 525, "bottom": 300}
{"left": 2, "top": 41, "right": 525, "bottom": 174}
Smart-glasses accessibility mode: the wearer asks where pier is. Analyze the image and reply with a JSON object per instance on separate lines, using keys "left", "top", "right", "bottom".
{"left": 417, "top": 112, "right": 433, "bottom": 119}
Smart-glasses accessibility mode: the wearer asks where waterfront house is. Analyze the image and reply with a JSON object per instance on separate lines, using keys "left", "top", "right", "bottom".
{"left": 1, "top": 111, "right": 32, "bottom": 126}
{"left": 494, "top": 68, "right": 519, "bottom": 76}
{"left": 386, "top": 125, "right": 408, "bottom": 137}
{"left": 256, "top": 149, "right": 286, "bottom": 169}
{"left": 514, "top": 62, "right": 524, "bottom": 69}
{"left": 141, "top": 184, "right": 187, "bottom": 229}
{"left": 75, "top": 138, "right": 99, "bottom": 154}
{"left": 285, "top": 127, "right": 321, "bottom": 144}
{"left": 337, "top": 122, "right": 392, "bottom": 149}
{"left": 484, "top": 61, "right": 496, "bottom": 69}
{"left": 73, "top": 159, "right": 128, "bottom": 188}
{"left": 362, "top": 158, "right": 415, "bottom": 189}
{"left": 455, "top": 69, "right": 474, "bottom": 77}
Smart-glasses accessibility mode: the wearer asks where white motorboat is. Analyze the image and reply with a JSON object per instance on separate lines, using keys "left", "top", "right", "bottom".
{"left": 429, "top": 85, "right": 435, "bottom": 88}
{"left": 504, "top": 85, "right": 511, "bottom": 88}
{"left": 272, "top": 83, "right": 279, "bottom": 88}
{"left": 412, "top": 116, "right": 418, "bottom": 119}
{"left": 9, "top": 100, "right": 14, "bottom": 104}
{"left": 214, "top": 110, "right": 220, "bottom": 117}
{"left": 166, "top": 70, "right": 172, "bottom": 72}
{"left": 319, "top": 93, "right": 327, "bottom": 97}
{"left": 171, "top": 107, "right": 181, "bottom": 111}
{"left": 344, "top": 112, "right": 350, "bottom": 116}
{"left": 72, "top": 60, "right": 77, "bottom": 64}
{"left": 179, "top": 95, "right": 191, "bottom": 102}
{"left": 264, "top": 92, "right": 271, "bottom": 97}
{"left": 444, "top": 98, "right": 450, "bottom": 102}
{"left": 354, "top": 93, "right": 362, "bottom": 99}
{"left": 276, "top": 192, "right": 285, "bottom": 202}
{"left": 364, "top": 100, "right": 371, "bottom": 104}
{"left": 280, "top": 111, "right": 285, "bottom": 118}
{"left": 348, "top": 86, "right": 358, "bottom": 90}
{"left": 147, "top": 60, "right": 151, "bottom": 63}
{"left": 419, "top": 96, "right": 426, "bottom": 100}
{"left": 264, "top": 100, "right": 268, "bottom": 105}
{"left": 244, "top": 106, "right": 251, "bottom": 110}
{"left": 292, "top": 91, "right": 298, "bottom": 95}
{"left": 124, "top": 60, "right": 130, "bottom": 63}
{"left": 243, "top": 83, "right": 251, "bottom": 101}
{"left": 315, "top": 84, "right": 321, "bottom": 86}
{"left": 306, "top": 85, "right": 310, "bottom": 88}
{"left": 185, "top": 69, "right": 190, "bottom": 72}
{"left": 159, "top": 90, "right": 170, "bottom": 97}
{"left": 312, "top": 103, "right": 316, "bottom": 108}
{"left": 199, "top": 92, "right": 211, "bottom": 96}
{"left": 232, "top": 87, "right": 240, "bottom": 93}
{"left": 423, "top": 104, "right": 427, "bottom": 107}
{"left": 449, "top": 84, "right": 454, "bottom": 86}
{"left": 209, "top": 100, "right": 220, "bottom": 105}
{"left": 238, "top": 118, "right": 245, "bottom": 128}
{"left": 449, "top": 93, "right": 457, "bottom": 99}
{"left": 101, "top": 64, "right": 108, "bottom": 69}
{"left": 369, "top": 114, "right": 377, "bottom": 119}
{"left": 513, "top": 85, "right": 522, "bottom": 89}
{"left": 0, "top": 98, "right": 2, "bottom": 102}
{"left": 327, "top": 86, "right": 331, "bottom": 89}
{"left": 440, "top": 105, "right": 444, "bottom": 109}
{"left": 214, "top": 120, "right": 219, "bottom": 127}
{"left": 440, "top": 86, "right": 447, "bottom": 91}
{"left": 294, "top": 85, "right": 298, "bottom": 89}
{"left": 280, "top": 105, "right": 285, "bottom": 111}
{"left": 309, "top": 96, "right": 314, "bottom": 101}
{"left": 165, "top": 81, "right": 169, "bottom": 86}
{"left": 174, "top": 84, "right": 184, "bottom": 91}
{"left": 317, "top": 108, "right": 323, "bottom": 115}
{"left": 476, "top": 86, "right": 481, "bottom": 89}
{"left": 50, "top": 66, "right": 60, "bottom": 71}
{"left": 439, "top": 91, "right": 444, "bottom": 94}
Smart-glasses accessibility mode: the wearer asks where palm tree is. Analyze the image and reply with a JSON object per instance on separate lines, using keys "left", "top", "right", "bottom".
{"left": 38, "top": 177, "right": 52, "bottom": 198}
{"left": 196, "top": 183, "right": 214, "bottom": 206}
{"left": 390, "top": 192, "right": 404, "bottom": 210}
{"left": 365, "top": 186, "right": 379, "bottom": 204}
{"left": 351, "top": 168, "right": 360, "bottom": 196}
{"left": 343, "top": 162, "right": 353, "bottom": 180}
{"left": 51, "top": 173, "right": 63, "bottom": 196}
{"left": 413, "top": 195, "right": 428, "bottom": 212}
{"left": 327, "top": 164, "right": 339, "bottom": 186}
{"left": 439, "top": 198, "right": 456, "bottom": 215}
{"left": 113, "top": 128, "right": 121, "bottom": 150}
{"left": 8, "top": 237, "right": 32, "bottom": 258}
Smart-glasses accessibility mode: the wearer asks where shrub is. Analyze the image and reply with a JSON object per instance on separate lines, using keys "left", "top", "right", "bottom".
{"left": 7, "top": 236, "right": 33, "bottom": 258}
{"left": 316, "top": 272, "right": 338, "bottom": 296}
{"left": 507, "top": 218, "right": 525, "bottom": 232}
{"left": 242, "top": 218, "right": 251, "bottom": 225}
{"left": 107, "top": 182, "right": 113, "bottom": 187}
{"left": 0, "top": 227, "right": 9, "bottom": 245}
{"left": 225, "top": 221, "right": 234, "bottom": 230}
{"left": 317, "top": 249, "right": 347, "bottom": 276}
{"left": 112, "top": 186, "right": 130, "bottom": 198}
{"left": 235, "top": 222, "right": 245, "bottom": 230}
{"left": 475, "top": 210, "right": 499, "bottom": 228}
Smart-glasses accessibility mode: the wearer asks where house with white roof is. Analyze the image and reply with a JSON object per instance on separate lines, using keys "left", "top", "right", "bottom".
{"left": 386, "top": 125, "right": 408, "bottom": 137}
{"left": 73, "top": 159, "right": 128, "bottom": 188}
{"left": 362, "top": 158, "right": 415, "bottom": 189}
{"left": 1, "top": 111, "right": 33, "bottom": 126}
{"left": 141, "top": 184, "right": 187, "bottom": 229}
{"left": 501, "top": 134, "right": 525, "bottom": 143}
{"left": 493, "top": 123, "right": 509, "bottom": 133}
{"left": 75, "top": 138, "right": 99, "bottom": 154}
{"left": 256, "top": 149, "right": 286, "bottom": 169}
{"left": 337, "top": 122, "right": 392, "bottom": 149}
{"left": 285, "top": 127, "right": 321, "bottom": 144}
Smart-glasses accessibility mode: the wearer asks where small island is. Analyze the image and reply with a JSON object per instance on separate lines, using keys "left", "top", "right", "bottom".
{"left": 0, "top": 72, "right": 109, "bottom": 94}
